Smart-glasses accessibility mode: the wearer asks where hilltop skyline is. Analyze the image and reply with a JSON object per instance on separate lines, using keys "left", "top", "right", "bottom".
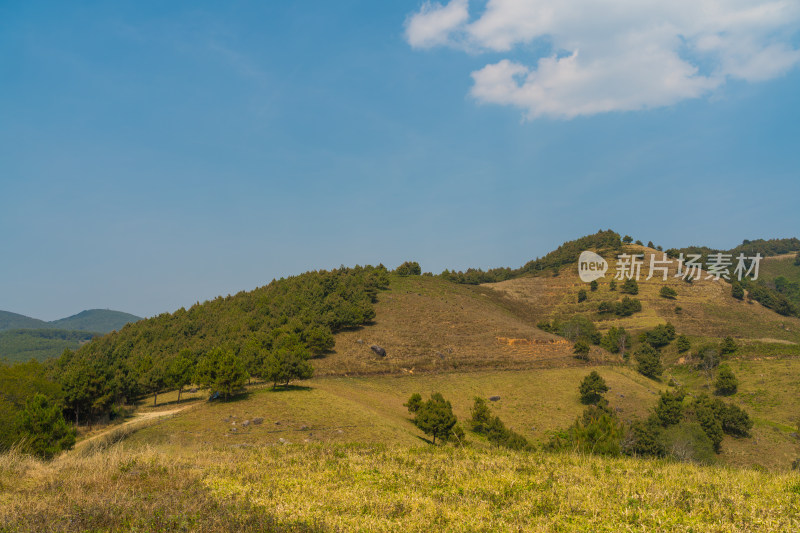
{"left": 2, "top": 1, "right": 799, "bottom": 319}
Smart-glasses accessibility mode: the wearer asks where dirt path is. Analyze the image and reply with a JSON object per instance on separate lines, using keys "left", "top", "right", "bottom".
{"left": 74, "top": 405, "right": 193, "bottom": 448}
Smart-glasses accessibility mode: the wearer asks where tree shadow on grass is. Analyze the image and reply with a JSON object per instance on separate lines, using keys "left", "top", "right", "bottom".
{"left": 264, "top": 384, "right": 313, "bottom": 393}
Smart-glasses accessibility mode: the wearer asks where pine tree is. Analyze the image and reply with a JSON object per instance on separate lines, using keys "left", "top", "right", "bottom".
{"left": 413, "top": 393, "right": 457, "bottom": 444}
{"left": 579, "top": 371, "right": 608, "bottom": 404}
{"left": 15, "top": 394, "right": 76, "bottom": 459}
{"left": 714, "top": 365, "right": 738, "bottom": 395}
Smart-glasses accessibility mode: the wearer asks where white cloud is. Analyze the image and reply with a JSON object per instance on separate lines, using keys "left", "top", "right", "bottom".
{"left": 405, "top": 0, "right": 470, "bottom": 49}
{"left": 405, "top": 0, "right": 800, "bottom": 119}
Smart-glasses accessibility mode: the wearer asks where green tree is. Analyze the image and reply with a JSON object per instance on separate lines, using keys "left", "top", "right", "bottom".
{"left": 692, "top": 395, "right": 724, "bottom": 452}
{"left": 304, "top": 326, "right": 335, "bottom": 356}
{"left": 731, "top": 281, "right": 745, "bottom": 300}
{"left": 577, "top": 289, "right": 587, "bottom": 303}
{"left": 623, "top": 419, "right": 665, "bottom": 457}
{"left": 622, "top": 235, "right": 633, "bottom": 243}
{"left": 15, "top": 394, "right": 76, "bottom": 459}
{"left": 412, "top": 393, "right": 458, "bottom": 445}
{"left": 714, "top": 365, "right": 738, "bottom": 396}
{"left": 676, "top": 334, "right": 691, "bottom": 353}
{"left": 589, "top": 280, "right": 598, "bottom": 292}
{"left": 167, "top": 349, "right": 196, "bottom": 403}
{"left": 615, "top": 297, "right": 642, "bottom": 317}
{"left": 719, "top": 403, "right": 753, "bottom": 437}
{"left": 579, "top": 371, "right": 608, "bottom": 404}
{"left": 262, "top": 346, "right": 313, "bottom": 389}
{"left": 795, "top": 252, "right": 800, "bottom": 266}
{"left": 600, "top": 326, "right": 629, "bottom": 357}
{"left": 654, "top": 390, "right": 685, "bottom": 427}
{"left": 659, "top": 286, "right": 677, "bottom": 299}
{"left": 621, "top": 278, "right": 639, "bottom": 295}
{"left": 404, "top": 393, "right": 422, "bottom": 414}
{"left": 609, "top": 279, "right": 617, "bottom": 291}
{"left": 720, "top": 336, "right": 738, "bottom": 356}
{"left": 634, "top": 344, "right": 663, "bottom": 379}
{"left": 196, "top": 347, "right": 249, "bottom": 399}
{"left": 395, "top": 261, "right": 422, "bottom": 276}
{"left": 573, "top": 339, "right": 591, "bottom": 361}
{"left": 469, "top": 397, "right": 492, "bottom": 433}
{"left": 571, "top": 406, "right": 622, "bottom": 456}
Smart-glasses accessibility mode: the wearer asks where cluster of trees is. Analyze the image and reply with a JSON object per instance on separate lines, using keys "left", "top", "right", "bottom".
{"left": 50, "top": 265, "right": 389, "bottom": 426}
{"left": 0, "top": 360, "right": 75, "bottom": 458}
{"left": 598, "top": 296, "right": 642, "bottom": 317}
{"left": 440, "top": 230, "right": 623, "bottom": 284}
{"left": 665, "top": 238, "right": 800, "bottom": 263}
{"left": 631, "top": 323, "right": 676, "bottom": 379}
{"left": 394, "top": 261, "right": 422, "bottom": 276}
{"left": 742, "top": 281, "right": 798, "bottom": 317}
{"left": 550, "top": 372, "right": 753, "bottom": 463}
{"left": 1, "top": 266, "right": 390, "bottom": 458}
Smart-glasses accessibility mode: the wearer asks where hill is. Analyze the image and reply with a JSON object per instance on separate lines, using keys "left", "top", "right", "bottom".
{"left": 48, "top": 309, "right": 141, "bottom": 334}
{"left": 0, "top": 329, "right": 98, "bottom": 363}
{"left": 0, "top": 309, "right": 141, "bottom": 362}
{"left": 0, "top": 311, "right": 48, "bottom": 331}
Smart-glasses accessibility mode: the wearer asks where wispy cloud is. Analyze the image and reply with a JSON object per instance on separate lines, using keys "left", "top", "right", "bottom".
{"left": 405, "top": 0, "right": 800, "bottom": 119}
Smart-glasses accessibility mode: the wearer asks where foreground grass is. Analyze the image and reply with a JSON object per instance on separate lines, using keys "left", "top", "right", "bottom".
{"left": 1, "top": 443, "right": 799, "bottom": 532}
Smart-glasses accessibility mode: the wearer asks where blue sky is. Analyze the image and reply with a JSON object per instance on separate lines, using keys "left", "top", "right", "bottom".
{"left": 1, "top": 1, "right": 799, "bottom": 320}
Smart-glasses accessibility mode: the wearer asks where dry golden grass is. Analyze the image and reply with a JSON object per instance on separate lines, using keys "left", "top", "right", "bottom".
{"left": 2, "top": 441, "right": 799, "bottom": 532}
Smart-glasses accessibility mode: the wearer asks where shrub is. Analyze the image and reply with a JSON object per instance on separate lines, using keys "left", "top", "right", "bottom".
{"left": 676, "top": 335, "right": 691, "bottom": 353}
{"left": 579, "top": 371, "right": 609, "bottom": 405}
{"left": 621, "top": 279, "right": 639, "bottom": 295}
{"left": 714, "top": 366, "right": 738, "bottom": 395}
{"left": 623, "top": 419, "right": 665, "bottom": 457}
{"left": 659, "top": 286, "right": 677, "bottom": 299}
{"left": 720, "top": 336, "right": 738, "bottom": 356}
{"left": 634, "top": 344, "right": 663, "bottom": 379}
{"left": 659, "top": 422, "right": 717, "bottom": 464}
{"left": 731, "top": 282, "right": 745, "bottom": 300}
{"left": 590, "top": 280, "right": 598, "bottom": 292}
{"left": 642, "top": 323, "right": 676, "bottom": 348}
{"left": 609, "top": 279, "right": 617, "bottom": 291}
{"left": 570, "top": 405, "right": 623, "bottom": 456}
{"left": 719, "top": 403, "right": 753, "bottom": 437}
{"left": 600, "top": 326, "right": 630, "bottom": 355}
{"left": 469, "top": 397, "right": 530, "bottom": 450}
{"left": 573, "top": 340, "right": 591, "bottom": 360}
{"left": 578, "top": 289, "right": 587, "bottom": 303}
{"left": 615, "top": 297, "right": 642, "bottom": 317}
{"left": 556, "top": 316, "right": 598, "bottom": 342}
{"left": 795, "top": 252, "right": 800, "bottom": 267}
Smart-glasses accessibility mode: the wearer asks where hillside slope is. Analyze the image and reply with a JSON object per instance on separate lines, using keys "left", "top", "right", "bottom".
{"left": 487, "top": 243, "right": 800, "bottom": 346}
{"left": 0, "top": 311, "right": 48, "bottom": 331}
{"left": 313, "top": 275, "right": 601, "bottom": 376}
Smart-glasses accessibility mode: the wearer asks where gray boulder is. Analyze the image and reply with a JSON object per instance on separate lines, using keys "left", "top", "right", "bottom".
{"left": 370, "top": 345, "right": 387, "bottom": 357}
